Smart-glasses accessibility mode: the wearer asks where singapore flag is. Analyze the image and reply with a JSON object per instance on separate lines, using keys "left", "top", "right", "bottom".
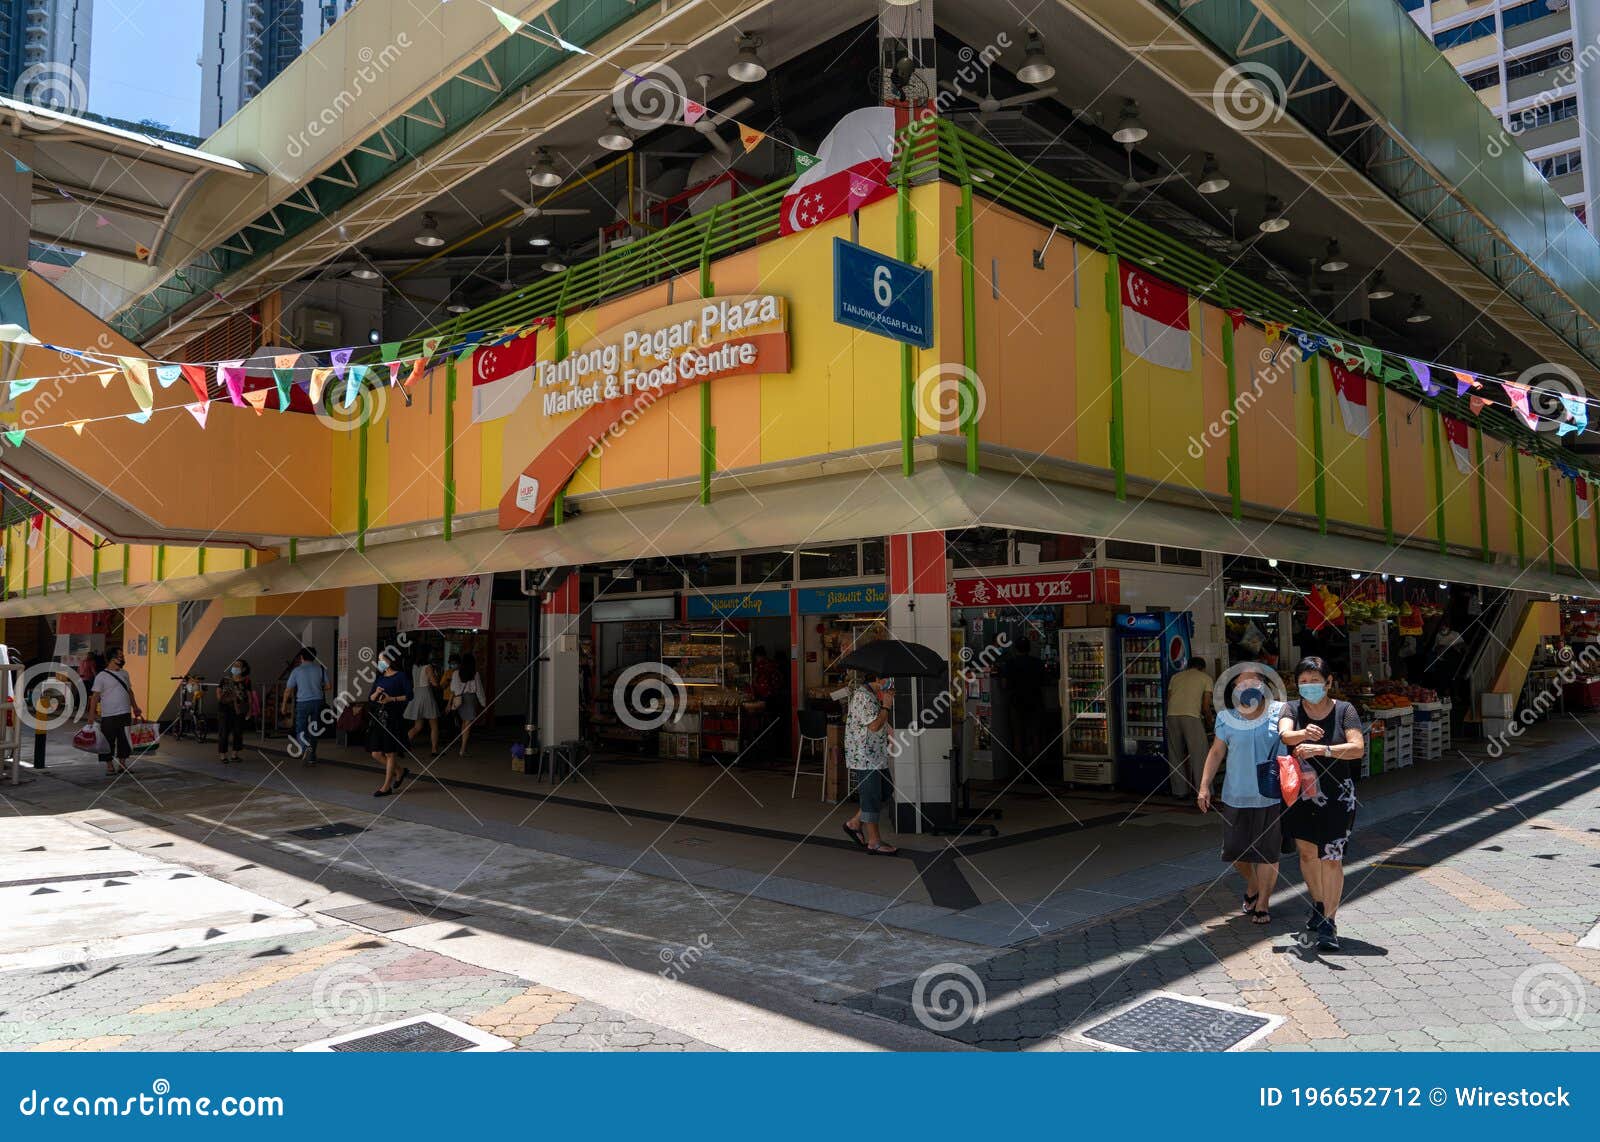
{"left": 1579, "top": 476, "right": 1592, "bottom": 519}
{"left": 472, "top": 331, "right": 539, "bottom": 422}
{"left": 1120, "top": 263, "right": 1192, "bottom": 371}
{"left": 1443, "top": 413, "right": 1473, "bottom": 476}
{"left": 779, "top": 107, "right": 897, "bottom": 236}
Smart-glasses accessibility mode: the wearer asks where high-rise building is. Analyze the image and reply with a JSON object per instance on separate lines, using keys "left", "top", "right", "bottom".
{"left": 1400, "top": 0, "right": 1599, "bottom": 231}
{"left": 0, "top": 0, "right": 93, "bottom": 112}
{"left": 198, "top": 0, "right": 359, "bottom": 135}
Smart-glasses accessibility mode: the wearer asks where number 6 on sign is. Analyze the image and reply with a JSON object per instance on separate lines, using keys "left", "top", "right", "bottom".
{"left": 872, "top": 265, "right": 893, "bottom": 306}
{"left": 833, "top": 237, "right": 934, "bottom": 349}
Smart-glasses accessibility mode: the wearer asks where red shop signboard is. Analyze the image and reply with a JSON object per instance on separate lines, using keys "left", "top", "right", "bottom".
{"left": 948, "top": 569, "right": 1118, "bottom": 608}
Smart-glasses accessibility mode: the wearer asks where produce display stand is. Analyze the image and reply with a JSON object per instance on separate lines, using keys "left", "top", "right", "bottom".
{"left": 1412, "top": 701, "right": 1445, "bottom": 761}
{"left": 1368, "top": 706, "right": 1414, "bottom": 772}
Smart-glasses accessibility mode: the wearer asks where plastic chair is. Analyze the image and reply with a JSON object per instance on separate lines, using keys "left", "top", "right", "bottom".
{"left": 791, "top": 708, "right": 830, "bottom": 798}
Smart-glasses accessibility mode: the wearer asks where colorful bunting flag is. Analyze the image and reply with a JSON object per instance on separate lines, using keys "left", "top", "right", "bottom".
{"left": 26, "top": 513, "right": 43, "bottom": 548}
{"left": 184, "top": 402, "right": 209, "bottom": 429}
{"left": 8, "top": 379, "right": 38, "bottom": 398}
{"left": 118, "top": 356, "right": 153, "bottom": 412}
{"left": 242, "top": 388, "right": 269, "bottom": 416}
{"left": 273, "top": 368, "right": 294, "bottom": 412}
{"left": 309, "top": 367, "right": 333, "bottom": 404}
{"left": 1453, "top": 370, "right": 1480, "bottom": 397}
{"left": 1501, "top": 381, "right": 1538, "bottom": 429}
{"left": 794, "top": 150, "right": 820, "bottom": 175}
{"left": 95, "top": 369, "right": 116, "bottom": 388}
{"left": 422, "top": 336, "right": 442, "bottom": 361}
{"left": 154, "top": 364, "right": 182, "bottom": 389}
{"left": 684, "top": 101, "right": 707, "bottom": 126}
{"left": 489, "top": 5, "right": 523, "bottom": 35}
{"left": 0, "top": 324, "right": 41, "bottom": 346}
{"left": 1262, "top": 321, "right": 1287, "bottom": 343}
{"left": 1357, "top": 345, "right": 1382, "bottom": 375}
{"left": 343, "top": 363, "right": 369, "bottom": 408}
{"left": 3, "top": 429, "right": 24, "bottom": 447}
{"left": 739, "top": 123, "right": 766, "bottom": 153}
{"left": 219, "top": 360, "right": 246, "bottom": 406}
{"left": 1469, "top": 394, "right": 1490, "bottom": 416}
{"left": 125, "top": 409, "right": 153, "bottom": 425}
{"left": 180, "top": 364, "right": 209, "bottom": 405}
{"left": 1558, "top": 394, "right": 1588, "bottom": 437}
{"left": 135, "top": 244, "right": 151, "bottom": 261}
{"left": 67, "top": 420, "right": 87, "bottom": 435}
{"left": 402, "top": 359, "right": 425, "bottom": 387}
{"left": 1225, "top": 308, "right": 1247, "bottom": 332}
{"left": 1406, "top": 358, "right": 1438, "bottom": 396}
{"left": 1580, "top": 477, "right": 1592, "bottom": 519}
{"left": 330, "top": 347, "right": 353, "bottom": 380}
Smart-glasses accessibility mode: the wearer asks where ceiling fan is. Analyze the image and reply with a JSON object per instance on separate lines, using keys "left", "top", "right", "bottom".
{"left": 1113, "top": 145, "right": 1190, "bottom": 205}
{"left": 498, "top": 172, "right": 590, "bottom": 227}
{"left": 938, "top": 65, "right": 1056, "bottom": 122}
{"left": 689, "top": 73, "right": 756, "bottom": 157}
{"left": 465, "top": 238, "right": 527, "bottom": 293}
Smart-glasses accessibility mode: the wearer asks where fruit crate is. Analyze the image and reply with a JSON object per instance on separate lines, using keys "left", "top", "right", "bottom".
{"left": 1439, "top": 698, "right": 1452, "bottom": 752}
{"left": 1371, "top": 707, "right": 1413, "bottom": 769}
{"left": 1412, "top": 702, "right": 1445, "bottom": 761}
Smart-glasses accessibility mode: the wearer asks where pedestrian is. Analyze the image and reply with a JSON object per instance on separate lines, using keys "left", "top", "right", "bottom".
{"left": 87, "top": 646, "right": 140, "bottom": 777}
{"left": 1165, "top": 656, "right": 1214, "bottom": 797}
{"left": 406, "top": 647, "right": 443, "bottom": 756}
{"left": 366, "top": 649, "right": 413, "bottom": 796}
{"left": 448, "top": 652, "right": 486, "bottom": 757}
{"left": 282, "top": 646, "right": 331, "bottom": 766}
{"left": 841, "top": 670, "right": 898, "bottom": 855}
{"left": 1277, "top": 657, "right": 1365, "bottom": 951}
{"left": 1195, "top": 667, "right": 1283, "bottom": 925}
{"left": 216, "top": 658, "right": 252, "bottom": 764}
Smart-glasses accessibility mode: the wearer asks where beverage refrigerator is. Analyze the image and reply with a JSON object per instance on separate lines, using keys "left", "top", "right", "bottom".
{"left": 1058, "top": 628, "right": 1115, "bottom": 787}
{"left": 1113, "top": 611, "right": 1194, "bottom": 792}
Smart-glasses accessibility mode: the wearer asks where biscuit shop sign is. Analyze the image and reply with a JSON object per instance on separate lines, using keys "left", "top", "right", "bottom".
{"left": 499, "top": 294, "right": 789, "bottom": 529}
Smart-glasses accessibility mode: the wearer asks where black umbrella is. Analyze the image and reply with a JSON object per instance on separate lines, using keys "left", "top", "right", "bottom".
{"left": 836, "top": 638, "right": 947, "bottom": 678}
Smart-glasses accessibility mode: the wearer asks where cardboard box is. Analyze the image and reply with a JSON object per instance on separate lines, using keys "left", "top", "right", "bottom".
{"left": 823, "top": 724, "right": 848, "bottom": 802}
{"left": 1061, "top": 603, "right": 1125, "bottom": 628}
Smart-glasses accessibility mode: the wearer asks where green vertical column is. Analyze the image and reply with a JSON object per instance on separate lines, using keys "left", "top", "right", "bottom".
{"left": 21, "top": 527, "right": 29, "bottom": 598}
{"left": 91, "top": 543, "right": 100, "bottom": 590}
{"left": 698, "top": 208, "right": 718, "bottom": 505}
{"left": 64, "top": 528, "right": 72, "bottom": 593}
{"left": 1222, "top": 316, "right": 1241, "bottom": 520}
{"left": 1591, "top": 479, "right": 1600, "bottom": 576}
{"left": 897, "top": 162, "right": 917, "bottom": 478}
{"left": 443, "top": 356, "right": 458, "bottom": 542}
{"left": 1569, "top": 479, "right": 1582, "bottom": 571}
{"left": 356, "top": 412, "right": 370, "bottom": 553}
{"left": 955, "top": 184, "right": 978, "bottom": 474}
{"left": 2, "top": 525, "right": 9, "bottom": 601}
{"left": 197, "top": 547, "right": 206, "bottom": 575}
{"left": 1105, "top": 255, "right": 1127, "bottom": 501}
{"left": 1475, "top": 430, "right": 1489, "bottom": 563}
{"left": 1375, "top": 384, "right": 1394, "bottom": 543}
{"left": 122, "top": 544, "right": 131, "bottom": 584}
{"left": 1429, "top": 410, "right": 1447, "bottom": 555}
{"left": 1543, "top": 468, "right": 1556, "bottom": 574}
{"left": 1511, "top": 451, "right": 1526, "bottom": 567}
{"left": 289, "top": 538, "right": 299, "bottom": 564}
{"left": 156, "top": 544, "right": 166, "bottom": 582}
{"left": 39, "top": 518, "right": 49, "bottom": 596}
{"left": 1307, "top": 355, "right": 1327, "bottom": 534}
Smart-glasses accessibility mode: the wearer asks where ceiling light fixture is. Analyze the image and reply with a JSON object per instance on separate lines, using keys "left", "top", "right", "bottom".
{"left": 446, "top": 303, "right": 469, "bottom": 314}
{"left": 1196, "top": 153, "right": 1229, "bottom": 195}
{"left": 350, "top": 266, "right": 380, "bottom": 281}
{"left": 1258, "top": 196, "right": 1290, "bottom": 233}
{"left": 414, "top": 213, "right": 445, "bottom": 248}
{"left": 1111, "top": 99, "right": 1147, "bottom": 144}
{"left": 1406, "top": 294, "right": 1431, "bottom": 323}
{"left": 1319, "top": 239, "right": 1348, "bottom": 272}
{"left": 527, "top": 234, "right": 551, "bottom": 247}
{"left": 728, "top": 33, "right": 767, "bottom": 83}
{"left": 528, "top": 148, "right": 563, "bottom": 189}
{"left": 542, "top": 256, "right": 568, "bottom": 273}
{"left": 1016, "top": 29, "right": 1056, "bottom": 86}
{"left": 1366, "top": 271, "right": 1394, "bottom": 300}
{"left": 598, "top": 111, "right": 634, "bottom": 151}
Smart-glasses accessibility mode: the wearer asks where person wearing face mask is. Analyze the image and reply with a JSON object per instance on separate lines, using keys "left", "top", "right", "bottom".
{"left": 1196, "top": 667, "right": 1284, "bottom": 925}
{"left": 365, "top": 648, "right": 414, "bottom": 796}
{"left": 216, "top": 659, "right": 252, "bottom": 764}
{"left": 1277, "top": 657, "right": 1365, "bottom": 951}
{"left": 87, "top": 647, "right": 141, "bottom": 777}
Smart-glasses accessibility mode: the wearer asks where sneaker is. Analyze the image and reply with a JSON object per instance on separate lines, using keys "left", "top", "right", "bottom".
{"left": 1305, "top": 901, "right": 1325, "bottom": 932}
{"left": 1316, "top": 917, "right": 1340, "bottom": 951}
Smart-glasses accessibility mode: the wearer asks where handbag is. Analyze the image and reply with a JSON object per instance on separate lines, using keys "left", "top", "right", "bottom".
{"left": 127, "top": 722, "right": 161, "bottom": 752}
{"left": 1276, "top": 754, "right": 1301, "bottom": 806}
{"left": 73, "top": 723, "right": 110, "bottom": 754}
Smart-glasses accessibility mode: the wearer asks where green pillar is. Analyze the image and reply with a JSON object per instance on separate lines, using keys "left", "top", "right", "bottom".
{"left": 1105, "top": 255, "right": 1127, "bottom": 502}
{"left": 1307, "top": 355, "right": 1327, "bottom": 534}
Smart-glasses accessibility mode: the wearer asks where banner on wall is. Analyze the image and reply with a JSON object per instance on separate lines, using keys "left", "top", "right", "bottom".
{"left": 472, "top": 332, "right": 539, "bottom": 423}
{"left": 1327, "top": 360, "right": 1369, "bottom": 438}
{"left": 1119, "top": 263, "right": 1192, "bottom": 371}
{"left": 397, "top": 575, "right": 492, "bottom": 631}
{"left": 947, "top": 569, "right": 1117, "bottom": 608}
{"left": 1443, "top": 414, "right": 1473, "bottom": 476}
{"left": 498, "top": 295, "right": 791, "bottom": 530}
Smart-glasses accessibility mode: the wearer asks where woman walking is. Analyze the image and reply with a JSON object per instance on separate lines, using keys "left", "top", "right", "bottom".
{"left": 216, "top": 658, "right": 252, "bottom": 764}
{"left": 450, "top": 652, "right": 485, "bottom": 758}
{"left": 1277, "top": 657, "right": 1365, "bottom": 951}
{"left": 366, "top": 650, "right": 414, "bottom": 796}
{"left": 841, "top": 670, "right": 898, "bottom": 855}
{"left": 406, "top": 649, "right": 443, "bottom": 755}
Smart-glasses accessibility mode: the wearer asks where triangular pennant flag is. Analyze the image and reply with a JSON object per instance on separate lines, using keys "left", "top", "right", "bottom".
{"left": 67, "top": 420, "right": 87, "bottom": 435}
{"left": 402, "top": 358, "right": 425, "bottom": 387}
{"left": 95, "top": 368, "right": 117, "bottom": 388}
{"left": 242, "top": 388, "right": 269, "bottom": 416}
{"left": 1535, "top": 455, "right": 1551, "bottom": 472}
{"left": 423, "top": 336, "right": 442, "bottom": 361}
{"left": 7, "top": 379, "right": 39, "bottom": 398}
{"left": 684, "top": 100, "right": 707, "bottom": 126}
{"left": 1225, "top": 308, "right": 1247, "bottom": 332}
{"left": 180, "top": 364, "right": 209, "bottom": 404}
{"left": 379, "top": 342, "right": 400, "bottom": 365}
{"left": 1263, "top": 321, "right": 1287, "bottom": 343}
{"left": 1469, "top": 394, "right": 1490, "bottom": 416}
{"left": 1558, "top": 394, "right": 1588, "bottom": 437}
{"left": 739, "top": 123, "right": 766, "bottom": 153}
{"left": 3, "top": 429, "right": 24, "bottom": 447}
{"left": 330, "top": 347, "right": 353, "bottom": 381}
{"left": 274, "top": 352, "right": 301, "bottom": 371}
{"left": 489, "top": 5, "right": 523, "bottom": 35}
{"left": 184, "top": 401, "right": 209, "bottom": 429}
{"left": 794, "top": 150, "right": 820, "bottom": 175}
{"left": 554, "top": 35, "right": 589, "bottom": 55}
{"left": 1453, "top": 370, "right": 1480, "bottom": 397}
{"left": 1501, "top": 380, "right": 1538, "bottom": 429}
{"left": 1357, "top": 345, "right": 1382, "bottom": 375}
{"left": 343, "top": 363, "right": 369, "bottom": 408}
{"left": 118, "top": 357, "right": 153, "bottom": 412}
{"left": 154, "top": 364, "right": 182, "bottom": 389}
{"left": 218, "top": 360, "right": 246, "bottom": 406}
{"left": 0, "top": 324, "right": 41, "bottom": 346}
{"left": 1406, "top": 358, "right": 1438, "bottom": 396}
{"left": 387, "top": 361, "right": 403, "bottom": 386}
{"left": 1579, "top": 476, "right": 1592, "bottom": 519}
{"left": 273, "top": 368, "right": 294, "bottom": 412}
{"left": 135, "top": 244, "right": 151, "bottom": 261}
{"left": 95, "top": 214, "right": 110, "bottom": 227}
{"left": 26, "top": 513, "right": 43, "bottom": 548}
{"left": 125, "top": 409, "right": 153, "bottom": 425}
{"left": 309, "top": 367, "right": 333, "bottom": 404}
{"left": 1295, "top": 330, "right": 1327, "bottom": 358}
{"left": 13, "top": 158, "right": 29, "bottom": 174}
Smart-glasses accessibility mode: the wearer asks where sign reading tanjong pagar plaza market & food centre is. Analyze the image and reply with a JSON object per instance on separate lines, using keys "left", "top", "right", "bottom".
{"left": 498, "top": 294, "right": 790, "bottom": 530}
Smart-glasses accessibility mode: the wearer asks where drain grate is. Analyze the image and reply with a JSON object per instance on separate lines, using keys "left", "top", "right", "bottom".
{"left": 318, "top": 898, "right": 468, "bottom": 933}
{"left": 0, "top": 870, "right": 138, "bottom": 889}
{"left": 286, "top": 822, "right": 366, "bottom": 840}
{"left": 329, "top": 1020, "right": 476, "bottom": 1053}
{"left": 83, "top": 819, "right": 142, "bottom": 833}
{"left": 1075, "top": 993, "right": 1279, "bottom": 1053}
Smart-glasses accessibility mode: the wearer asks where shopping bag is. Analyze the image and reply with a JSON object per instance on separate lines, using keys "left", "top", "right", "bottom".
{"left": 73, "top": 723, "right": 110, "bottom": 754}
{"left": 126, "top": 721, "right": 161, "bottom": 752}
{"left": 1276, "top": 755, "right": 1300, "bottom": 806}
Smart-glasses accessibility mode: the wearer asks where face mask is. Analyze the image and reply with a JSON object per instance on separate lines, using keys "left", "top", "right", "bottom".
{"left": 230, "top": 666, "right": 242, "bottom": 676}
{"left": 1237, "top": 685, "right": 1264, "bottom": 706}
{"left": 1299, "top": 682, "right": 1327, "bottom": 703}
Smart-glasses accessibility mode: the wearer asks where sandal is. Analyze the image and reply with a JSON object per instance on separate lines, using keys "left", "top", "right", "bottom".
{"left": 842, "top": 823, "right": 867, "bottom": 848}
{"left": 867, "top": 842, "right": 900, "bottom": 855}
{"left": 1241, "top": 892, "right": 1258, "bottom": 915}
{"left": 1250, "top": 909, "right": 1272, "bottom": 925}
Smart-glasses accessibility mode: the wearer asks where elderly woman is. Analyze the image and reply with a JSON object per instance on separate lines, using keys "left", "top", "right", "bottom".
{"left": 1277, "top": 657, "right": 1365, "bottom": 951}
{"left": 1195, "top": 666, "right": 1283, "bottom": 925}
{"left": 216, "top": 658, "right": 252, "bottom": 764}
{"left": 841, "top": 670, "right": 898, "bottom": 855}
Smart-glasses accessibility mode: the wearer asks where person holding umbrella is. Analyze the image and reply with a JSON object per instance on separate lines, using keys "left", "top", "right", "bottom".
{"left": 842, "top": 669, "right": 898, "bottom": 855}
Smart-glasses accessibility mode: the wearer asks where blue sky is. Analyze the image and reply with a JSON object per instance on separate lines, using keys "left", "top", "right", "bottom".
{"left": 89, "top": 0, "right": 204, "bottom": 135}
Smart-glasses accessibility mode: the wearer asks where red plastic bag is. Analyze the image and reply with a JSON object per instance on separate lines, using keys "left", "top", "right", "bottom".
{"left": 1276, "top": 755, "right": 1300, "bottom": 805}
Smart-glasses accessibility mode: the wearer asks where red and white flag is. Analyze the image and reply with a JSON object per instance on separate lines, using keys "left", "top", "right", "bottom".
{"left": 471, "top": 331, "right": 539, "bottom": 422}
{"left": 1119, "top": 263, "right": 1192, "bottom": 371}
{"left": 26, "top": 512, "right": 43, "bottom": 548}
{"left": 779, "top": 107, "right": 897, "bottom": 236}
{"left": 1443, "top": 413, "right": 1473, "bottom": 475}
{"left": 1327, "top": 360, "right": 1369, "bottom": 438}
{"left": 1579, "top": 476, "right": 1592, "bottom": 519}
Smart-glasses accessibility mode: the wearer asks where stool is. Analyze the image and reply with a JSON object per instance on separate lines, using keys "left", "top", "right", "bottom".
{"left": 791, "top": 709, "right": 829, "bottom": 799}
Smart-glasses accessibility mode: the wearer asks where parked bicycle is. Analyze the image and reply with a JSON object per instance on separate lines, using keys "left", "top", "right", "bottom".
{"left": 168, "top": 675, "right": 210, "bottom": 742}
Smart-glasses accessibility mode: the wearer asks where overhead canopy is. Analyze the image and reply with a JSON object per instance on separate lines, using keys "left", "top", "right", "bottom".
{"left": 2, "top": 445, "right": 1593, "bottom": 619}
{"left": 0, "top": 97, "right": 257, "bottom": 266}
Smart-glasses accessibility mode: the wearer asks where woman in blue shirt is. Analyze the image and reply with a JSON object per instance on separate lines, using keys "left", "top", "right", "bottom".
{"left": 1196, "top": 667, "right": 1284, "bottom": 925}
{"left": 366, "top": 650, "right": 414, "bottom": 796}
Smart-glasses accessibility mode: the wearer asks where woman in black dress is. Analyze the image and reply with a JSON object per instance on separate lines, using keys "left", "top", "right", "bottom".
{"left": 1277, "top": 657, "right": 1365, "bottom": 951}
{"left": 366, "top": 650, "right": 414, "bottom": 796}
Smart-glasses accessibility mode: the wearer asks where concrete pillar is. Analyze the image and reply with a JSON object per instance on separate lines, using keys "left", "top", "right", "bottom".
{"left": 539, "top": 575, "right": 581, "bottom": 746}
{"left": 337, "top": 585, "right": 380, "bottom": 702}
{"left": 886, "top": 531, "right": 953, "bottom": 831}
{"left": 0, "top": 140, "right": 33, "bottom": 271}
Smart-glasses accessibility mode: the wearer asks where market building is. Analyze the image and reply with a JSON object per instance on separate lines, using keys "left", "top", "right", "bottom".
{"left": 2, "top": 0, "right": 1600, "bottom": 841}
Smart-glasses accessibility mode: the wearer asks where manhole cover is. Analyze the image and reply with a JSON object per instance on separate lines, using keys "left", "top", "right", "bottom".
{"left": 1073, "top": 993, "right": 1280, "bottom": 1052}
{"left": 287, "top": 822, "right": 366, "bottom": 840}
{"left": 318, "top": 898, "right": 468, "bottom": 933}
{"left": 83, "top": 819, "right": 142, "bottom": 833}
{"left": 674, "top": 837, "right": 711, "bottom": 847}
{"left": 297, "top": 1013, "right": 511, "bottom": 1053}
